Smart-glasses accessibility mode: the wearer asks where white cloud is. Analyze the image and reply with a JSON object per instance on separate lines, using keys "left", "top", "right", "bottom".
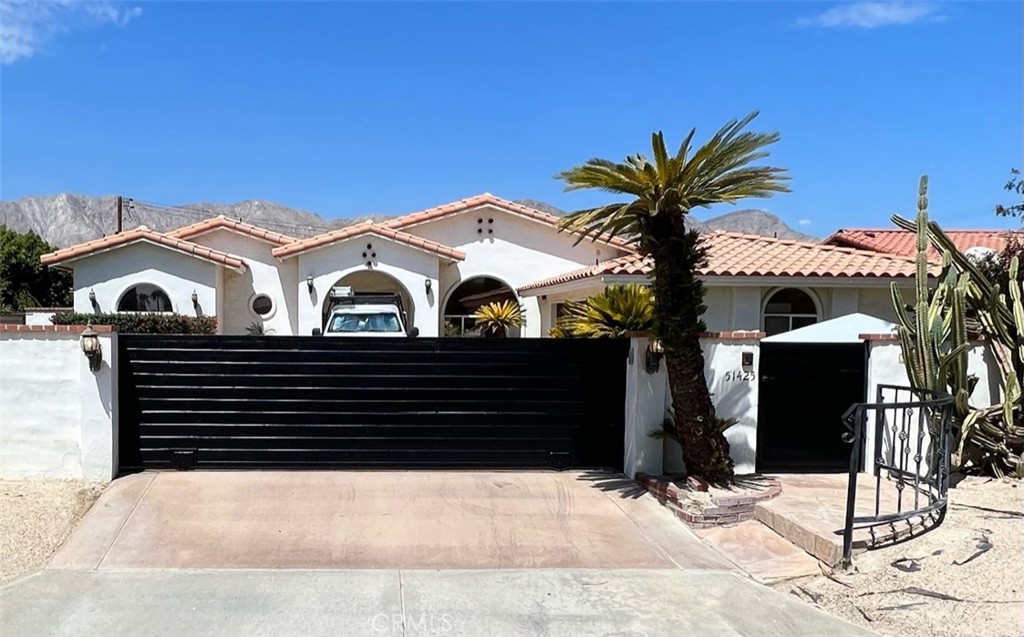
{"left": 0, "top": 0, "right": 143, "bottom": 64}
{"left": 798, "top": 219, "right": 812, "bottom": 226}
{"left": 798, "top": 2, "right": 944, "bottom": 29}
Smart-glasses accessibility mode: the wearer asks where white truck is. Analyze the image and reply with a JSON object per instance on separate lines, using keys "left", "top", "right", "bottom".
{"left": 317, "top": 287, "right": 419, "bottom": 337}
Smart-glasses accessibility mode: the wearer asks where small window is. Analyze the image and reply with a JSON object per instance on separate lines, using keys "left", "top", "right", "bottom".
{"left": 763, "top": 288, "right": 819, "bottom": 336}
{"left": 117, "top": 284, "right": 172, "bottom": 312}
{"left": 251, "top": 294, "right": 273, "bottom": 316}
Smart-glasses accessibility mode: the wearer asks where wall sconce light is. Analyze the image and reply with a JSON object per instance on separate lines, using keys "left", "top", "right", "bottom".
{"left": 80, "top": 323, "right": 102, "bottom": 372}
{"left": 645, "top": 339, "right": 664, "bottom": 374}
{"left": 424, "top": 279, "right": 432, "bottom": 294}
{"left": 88, "top": 289, "right": 97, "bottom": 310}
{"left": 306, "top": 275, "right": 315, "bottom": 293}
{"left": 191, "top": 290, "right": 199, "bottom": 308}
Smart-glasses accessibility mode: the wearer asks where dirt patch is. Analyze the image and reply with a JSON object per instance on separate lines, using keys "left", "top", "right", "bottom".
{"left": 1, "top": 479, "right": 104, "bottom": 584}
{"left": 774, "top": 476, "right": 1024, "bottom": 637}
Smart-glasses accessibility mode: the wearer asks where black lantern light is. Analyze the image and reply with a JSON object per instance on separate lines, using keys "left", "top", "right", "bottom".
{"left": 80, "top": 323, "right": 102, "bottom": 372}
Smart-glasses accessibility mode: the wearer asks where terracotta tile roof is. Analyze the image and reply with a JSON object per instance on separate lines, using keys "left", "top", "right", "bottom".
{"left": 518, "top": 231, "right": 928, "bottom": 292}
{"left": 382, "top": 193, "right": 637, "bottom": 251}
{"left": 40, "top": 227, "right": 247, "bottom": 272}
{"left": 166, "top": 215, "right": 297, "bottom": 246}
{"left": 272, "top": 222, "right": 466, "bottom": 261}
{"left": 822, "top": 228, "right": 1018, "bottom": 259}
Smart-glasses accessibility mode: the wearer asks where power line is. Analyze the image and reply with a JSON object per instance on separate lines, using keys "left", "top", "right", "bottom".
{"left": 127, "top": 198, "right": 343, "bottom": 237}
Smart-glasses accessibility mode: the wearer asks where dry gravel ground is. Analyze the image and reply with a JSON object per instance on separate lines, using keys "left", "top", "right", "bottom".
{"left": 773, "top": 476, "right": 1024, "bottom": 637}
{"left": 1, "top": 479, "right": 104, "bottom": 585}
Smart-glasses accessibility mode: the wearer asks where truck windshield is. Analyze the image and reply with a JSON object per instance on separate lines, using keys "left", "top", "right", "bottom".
{"left": 327, "top": 313, "right": 402, "bottom": 333}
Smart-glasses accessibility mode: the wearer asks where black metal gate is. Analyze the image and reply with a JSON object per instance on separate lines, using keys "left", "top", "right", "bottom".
{"left": 118, "top": 336, "right": 628, "bottom": 471}
{"left": 756, "top": 342, "right": 868, "bottom": 472}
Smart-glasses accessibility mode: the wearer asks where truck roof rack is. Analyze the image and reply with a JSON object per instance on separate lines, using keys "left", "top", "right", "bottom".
{"left": 329, "top": 293, "right": 402, "bottom": 306}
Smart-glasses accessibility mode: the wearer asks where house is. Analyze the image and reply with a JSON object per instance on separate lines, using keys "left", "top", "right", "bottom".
{"left": 29, "top": 200, "right": 1015, "bottom": 479}
{"left": 41, "top": 194, "right": 933, "bottom": 339}
{"left": 822, "top": 228, "right": 1014, "bottom": 259}
{"left": 521, "top": 232, "right": 934, "bottom": 336}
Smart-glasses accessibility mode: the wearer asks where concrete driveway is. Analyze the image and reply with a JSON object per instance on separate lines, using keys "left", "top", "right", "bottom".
{"left": 2, "top": 471, "right": 875, "bottom": 637}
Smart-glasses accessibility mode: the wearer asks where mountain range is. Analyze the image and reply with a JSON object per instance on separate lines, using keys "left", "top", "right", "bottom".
{"left": 1, "top": 194, "right": 816, "bottom": 248}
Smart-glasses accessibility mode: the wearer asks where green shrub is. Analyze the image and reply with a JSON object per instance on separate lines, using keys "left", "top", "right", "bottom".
{"left": 51, "top": 312, "right": 217, "bottom": 334}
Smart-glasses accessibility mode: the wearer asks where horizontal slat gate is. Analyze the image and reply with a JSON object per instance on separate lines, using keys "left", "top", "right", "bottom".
{"left": 118, "top": 336, "right": 628, "bottom": 471}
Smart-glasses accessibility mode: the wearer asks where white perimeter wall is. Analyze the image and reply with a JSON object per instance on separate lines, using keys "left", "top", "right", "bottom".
{"left": 0, "top": 329, "right": 117, "bottom": 482}
{"left": 71, "top": 242, "right": 219, "bottom": 321}
{"left": 625, "top": 333, "right": 1004, "bottom": 480}
{"left": 625, "top": 334, "right": 761, "bottom": 478}
{"left": 863, "top": 338, "right": 1001, "bottom": 474}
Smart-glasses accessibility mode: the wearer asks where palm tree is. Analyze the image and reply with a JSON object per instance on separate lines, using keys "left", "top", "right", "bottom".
{"left": 560, "top": 284, "right": 655, "bottom": 338}
{"left": 558, "top": 113, "right": 789, "bottom": 484}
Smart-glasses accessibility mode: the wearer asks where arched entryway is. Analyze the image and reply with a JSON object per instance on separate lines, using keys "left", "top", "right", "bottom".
{"left": 443, "top": 276, "right": 518, "bottom": 337}
{"left": 322, "top": 270, "right": 414, "bottom": 331}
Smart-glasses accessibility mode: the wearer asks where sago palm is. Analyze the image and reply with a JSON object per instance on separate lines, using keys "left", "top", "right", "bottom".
{"left": 473, "top": 300, "right": 523, "bottom": 337}
{"left": 561, "top": 284, "right": 655, "bottom": 338}
{"left": 558, "top": 112, "right": 790, "bottom": 484}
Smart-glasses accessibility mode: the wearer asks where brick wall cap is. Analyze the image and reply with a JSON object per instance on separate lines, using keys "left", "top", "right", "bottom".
{"left": 0, "top": 324, "right": 117, "bottom": 333}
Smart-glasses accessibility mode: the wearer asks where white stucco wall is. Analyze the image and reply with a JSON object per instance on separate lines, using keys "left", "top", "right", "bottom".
{"left": 0, "top": 329, "right": 117, "bottom": 482}
{"left": 71, "top": 242, "right": 219, "bottom": 321}
{"left": 863, "top": 338, "right": 1001, "bottom": 474}
{"left": 624, "top": 334, "right": 761, "bottom": 478}
{"left": 187, "top": 229, "right": 299, "bottom": 335}
{"left": 704, "top": 337, "right": 761, "bottom": 474}
{"left": 404, "top": 205, "right": 631, "bottom": 337}
{"left": 623, "top": 337, "right": 667, "bottom": 477}
{"left": 294, "top": 237, "right": 441, "bottom": 336}
{"left": 534, "top": 282, "right": 904, "bottom": 336}
{"left": 24, "top": 310, "right": 60, "bottom": 326}
{"left": 858, "top": 287, "right": 909, "bottom": 324}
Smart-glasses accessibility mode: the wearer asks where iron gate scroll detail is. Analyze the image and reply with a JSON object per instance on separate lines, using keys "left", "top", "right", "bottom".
{"left": 840, "top": 384, "right": 954, "bottom": 565}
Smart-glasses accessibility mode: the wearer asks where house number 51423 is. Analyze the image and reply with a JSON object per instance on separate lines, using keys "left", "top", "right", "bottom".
{"left": 722, "top": 370, "right": 756, "bottom": 382}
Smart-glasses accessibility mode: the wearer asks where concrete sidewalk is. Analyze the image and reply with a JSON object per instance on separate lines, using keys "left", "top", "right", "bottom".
{"left": 1, "top": 569, "right": 876, "bottom": 637}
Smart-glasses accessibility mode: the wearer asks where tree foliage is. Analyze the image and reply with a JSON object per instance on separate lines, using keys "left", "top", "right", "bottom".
{"left": 995, "top": 168, "right": 1024, "bottom": 220}
{"left": 557, "top": 112, "right": 789, "bottom": 484}
{"left": 0, "top": 226, "right": 72, "bottom": 312}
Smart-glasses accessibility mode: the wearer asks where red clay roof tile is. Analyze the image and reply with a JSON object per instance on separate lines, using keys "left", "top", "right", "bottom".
{"left": 518, "top": 231, "right": 928, "bottom": 292}
{"left": 166, "top": 215, "right": 297, "bottom": 246}
{"left": 40, "top": 227, "right": 247, "bottom": 272}
{"left": 822, "top": 228, "right": 1017, "bottom": 259}
{"left": 272, "top": 222, "right": 466, "bottom": 260}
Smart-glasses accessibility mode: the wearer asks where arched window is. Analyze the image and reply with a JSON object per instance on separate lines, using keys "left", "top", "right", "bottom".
{"left": 763, "top": 288, "right": 818, "bottom": 336}
{"left": 117, "top": 284, "right": 172, "bottom": 313}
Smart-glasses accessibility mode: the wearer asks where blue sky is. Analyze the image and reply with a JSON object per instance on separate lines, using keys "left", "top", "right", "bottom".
{"left": 1, "top": 1, "right": 1020, "bottom": 233}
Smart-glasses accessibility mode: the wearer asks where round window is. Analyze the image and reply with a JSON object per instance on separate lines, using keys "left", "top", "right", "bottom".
{"left": 251, "top": 294, "right": 273, "bottom": 316}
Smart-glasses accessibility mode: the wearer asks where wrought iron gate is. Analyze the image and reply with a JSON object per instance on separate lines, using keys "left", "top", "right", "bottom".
{"left": 840, "top": 384, "right": 955, "bottom": 565}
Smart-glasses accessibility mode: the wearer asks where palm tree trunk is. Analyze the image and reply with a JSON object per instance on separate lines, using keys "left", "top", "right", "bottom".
{"left": 649, "top": 224, "right": 734, "bottom": 484}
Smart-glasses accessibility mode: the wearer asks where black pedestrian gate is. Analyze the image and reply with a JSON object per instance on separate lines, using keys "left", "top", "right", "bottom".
{"left": 117, "top": 336, "right": 628, "bottom": 472}
{"left": 756, "top": 342, "right": 868, "bottom": 473}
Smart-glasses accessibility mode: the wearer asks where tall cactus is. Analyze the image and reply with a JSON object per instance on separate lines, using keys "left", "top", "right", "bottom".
{"left": 891, "top": 177, "right": 1024, "bottom": 477}
{"left": 890, "top": 177, "right": 972, "bottom": 418}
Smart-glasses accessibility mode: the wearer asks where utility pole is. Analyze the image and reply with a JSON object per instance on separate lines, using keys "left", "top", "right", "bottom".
{"left": 116, "top": 195, "right": 124, "bottom": 234}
